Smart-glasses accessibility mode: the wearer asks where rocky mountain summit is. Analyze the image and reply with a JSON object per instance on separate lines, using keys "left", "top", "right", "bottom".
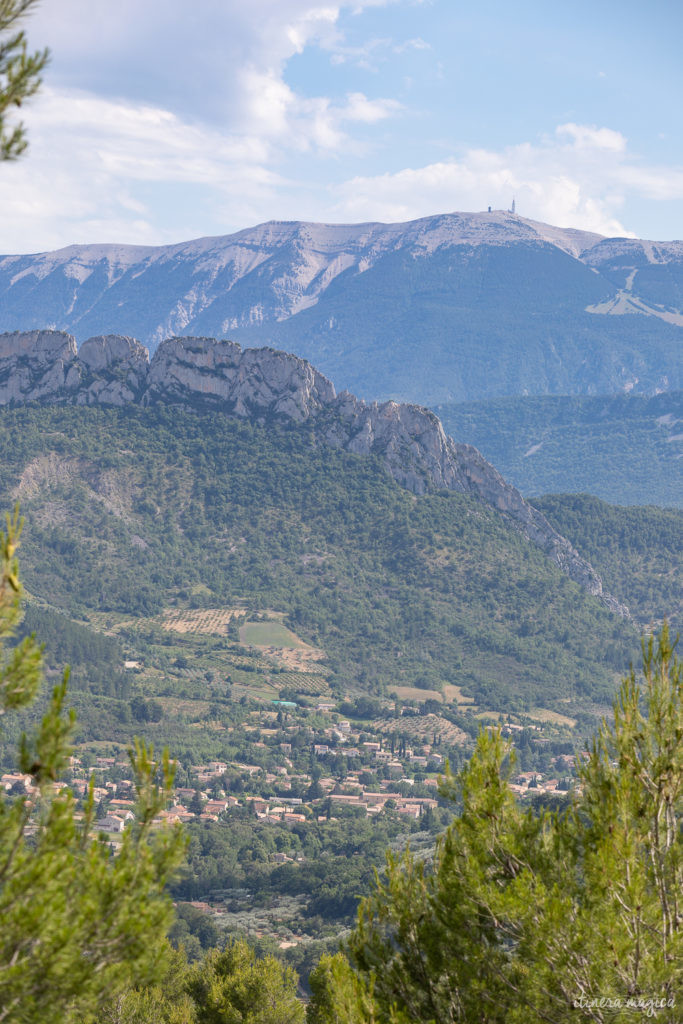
{"left": 0, "top": 329, "right": 626, "bottom": 615}
{"left": 0, "top": 211, "right": 681, "bottom": 405}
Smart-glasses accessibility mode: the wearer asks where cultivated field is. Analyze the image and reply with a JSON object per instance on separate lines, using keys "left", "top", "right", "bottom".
{"left": 390, "top": 683, "right": 475, "bottom": 707}
{"left": 161, "top": 608, "right": 243, "bottom": 635}
{"left": 240, "top": 620, "right": 327, "bottom": 675}
{"left": 528, "top": 708, "right": 577, "bottom": 728}
{"left": 442, "top": 684, "right": 475, "bottom": 705}
{"left": 273, "top": 672, "right": 330, "bottom": 695}
{"left": 240, "top": 621, "right": 305, "bottom": 647}
{"left": 375, "top": 713, "right": 467, "bottom": 745}
{"left": 390, "top": 685, "right": 443, "bottom": 703}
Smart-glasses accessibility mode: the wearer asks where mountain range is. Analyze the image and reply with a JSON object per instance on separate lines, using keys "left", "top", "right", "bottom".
{"left": 1, "top": 211, "right": 681, "bottom": 405}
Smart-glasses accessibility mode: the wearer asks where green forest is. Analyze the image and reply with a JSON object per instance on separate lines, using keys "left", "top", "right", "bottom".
{"left": 0, "top": 1, "right": 680, "bottom": 1019}
{"left": 1, "top": 402, "right": 675, "bottom": 719}
{"left": 2, "top": 507, "right": 680, "bottom": 1022}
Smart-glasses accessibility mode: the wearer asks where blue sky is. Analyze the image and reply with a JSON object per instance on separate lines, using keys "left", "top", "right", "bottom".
{"left": 4, "top": 0, "right": 683, "bottom": 251}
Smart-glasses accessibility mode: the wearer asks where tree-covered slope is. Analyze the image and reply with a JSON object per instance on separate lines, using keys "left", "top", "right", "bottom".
{"left": 531, "top": 494, "right": 682, "bottom": 634}
{"left": 0, "top": 405, "right": 642, "bottom": 713}
{"left": 435, "top": 391, "right": 683, "bottom": 508}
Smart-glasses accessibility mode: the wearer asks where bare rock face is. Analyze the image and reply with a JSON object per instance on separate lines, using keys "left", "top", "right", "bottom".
{"left": 78, "top": 334, "right": 149, "bottom": 405}
{"left": 325, "top": 394, "right": 467, "bottom": 493}
{"left": 0, "top": 329, "right": 627, "bottom": 614}
{"left": 0, "top": 330, "right": 80, "bottom": 404}
{"left": 143, "top": 335, "right": 241, "bottom": 404}
{"left": 143, "top": 336, "right": 336, "bottom": 421}
{"left": 79, "top": 334, "right": 149, "bottom": 374}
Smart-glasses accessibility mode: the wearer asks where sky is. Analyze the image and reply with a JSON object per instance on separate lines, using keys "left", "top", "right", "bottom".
{"left": 3, "top": 0, "right": 683, "bottom": 253}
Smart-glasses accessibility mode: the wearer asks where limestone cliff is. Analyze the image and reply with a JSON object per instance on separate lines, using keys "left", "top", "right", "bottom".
{"left": 78, "top": 334, "right": 149, "bottom": 405}
{"left": 0, "top": 329, "right": 627, "bottom": 615}
{"left": 0, "top": 330, "right": 80, "bottom": 404}
{"left": 142, "top": 336, "right": 335, "bottom": 421}
{"left": 1, "top": 211, "right": 680, "bottom": 408}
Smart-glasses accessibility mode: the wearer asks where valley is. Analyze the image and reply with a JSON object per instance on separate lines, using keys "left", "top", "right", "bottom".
{"left": 0, "top": 328, "right": 679, "bottom": 978}
{"left": 0, "top": 401, "right": 644, "bottom": 715}
{"left": 1, "top": 0, "right": 681, "bottom": 1006}
{"left": 5, "top": 586, "right": 583, "bottom": 963}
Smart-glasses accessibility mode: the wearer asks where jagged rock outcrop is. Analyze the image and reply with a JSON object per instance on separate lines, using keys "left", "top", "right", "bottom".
{"left": 0, "top": 330, "right": 80, "bottom": 404}
{"left": 0, "top": 329, "right": 628, "bottom": 615}
{"left": 318, "top": 393, "right": 618, "bottom": 607}
{"left": 142, "top": 335, "right": 335, "bottom": 421}
{"left": 324, "top": 395, "right": 464, "bottom": 494}
{"left": 78, "top": 334, "right": 149, "bottom": 405}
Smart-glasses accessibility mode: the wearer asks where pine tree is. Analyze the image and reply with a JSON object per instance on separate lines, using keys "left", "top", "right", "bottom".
{"left": 0, "top": 0, "right": 49, "bottom": 160}
{"left": 186, "top": 939, "right": 305, "bottom": 1024}
{"left": 326, "top": 627, "right": 682, "bottom": 1023}
{"left": 0, "top": 509, "right": 187, "bottom": 1023}
{"left": 190, "top": 788, "right": 205, "bottom": 816}
{"left": 306, "top": 953, "right": 376, "bottom": 1024}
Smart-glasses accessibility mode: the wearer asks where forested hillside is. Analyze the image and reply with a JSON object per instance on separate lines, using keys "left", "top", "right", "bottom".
{"left": 0, "top": 404, "right": 645, "bottom": 719}
{"left": 531, "top": 494, "right": 682, "bottom": 633}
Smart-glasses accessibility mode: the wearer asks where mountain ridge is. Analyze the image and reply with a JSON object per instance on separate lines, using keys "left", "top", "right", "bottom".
{"left": 0, "top": 328, "right": 626, "bottom": 615}
{"left": 1, "top": 211, "right": 681, "bottom": 405}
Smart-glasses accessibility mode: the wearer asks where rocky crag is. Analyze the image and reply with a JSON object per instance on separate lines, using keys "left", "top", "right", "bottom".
{"left": 0, "top": 329, "right": 627, "bottom": 615}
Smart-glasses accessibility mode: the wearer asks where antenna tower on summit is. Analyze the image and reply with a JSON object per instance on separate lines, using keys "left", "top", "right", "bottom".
{"left": 510, "top": 197, "right": 516, "bottom": 215}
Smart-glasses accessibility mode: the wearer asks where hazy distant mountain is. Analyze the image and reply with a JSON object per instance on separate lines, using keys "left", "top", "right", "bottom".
{"left": 1, "top": 211, "right": 681, "bottom": 405}
{"left": 435, "top": 392, "right": 683, "bottom": 508}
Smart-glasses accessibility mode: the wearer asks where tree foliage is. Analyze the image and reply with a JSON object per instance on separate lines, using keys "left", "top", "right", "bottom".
{"left": 185, "top": 939, "right": 305, "bottom": 1024}
{"left": 0, "top": 509, "right": 186, "bottom": 1023}
{"left": 101, "top": 938, "right": 308, "bottom": 1024}
{"left": 0, "top": 0, "right": 48, "bottom": 160}
{"left": 314, "top": 628, "right": 682, "bottom": 1022}
{"left": 306, "top": 953, "right": 376, "bottom": 1024}
{"left": 437, "top": 392, "right": 683, "bottom": 510}
{"left": 99, "top": 945, "right": 197, "bottom": 1024}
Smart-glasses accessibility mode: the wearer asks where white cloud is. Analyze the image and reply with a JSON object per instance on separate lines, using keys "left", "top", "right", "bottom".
{"left": 616, "top": 164, "right": 683, "bottom": 200}
{"left": 393, "top": 37, "right": 430, "bottom": 54}
{"left": 341, "top": 92, "right": 403, "bottom": 123}
{"left": 6, "top": 96, "right": 683, "bottom": 253}
{"left": 331, "top": 126, "right": 683, "bottom": 236}
{"left": 555, "top": 123, "right": 626, "bottom": 153}
{"left": 24, "top": 0, "right": 420, "bottom": 167}
{"left": 324, "top": 33, "right": 429, "bottom": 71}
{"left": 0, "top": 87, "right": 286, "bottom": 252}
{"left": 285, "top": 6, "right": 341, "bottom": 53}
{"left": 7, "top": 5, "right": 683, "bottom": 249}
{"left": 1, "top": 0, "right": 409, "bottom": 252}
{"left": 28, "top": 1, "right": 396, "bottom": 130}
